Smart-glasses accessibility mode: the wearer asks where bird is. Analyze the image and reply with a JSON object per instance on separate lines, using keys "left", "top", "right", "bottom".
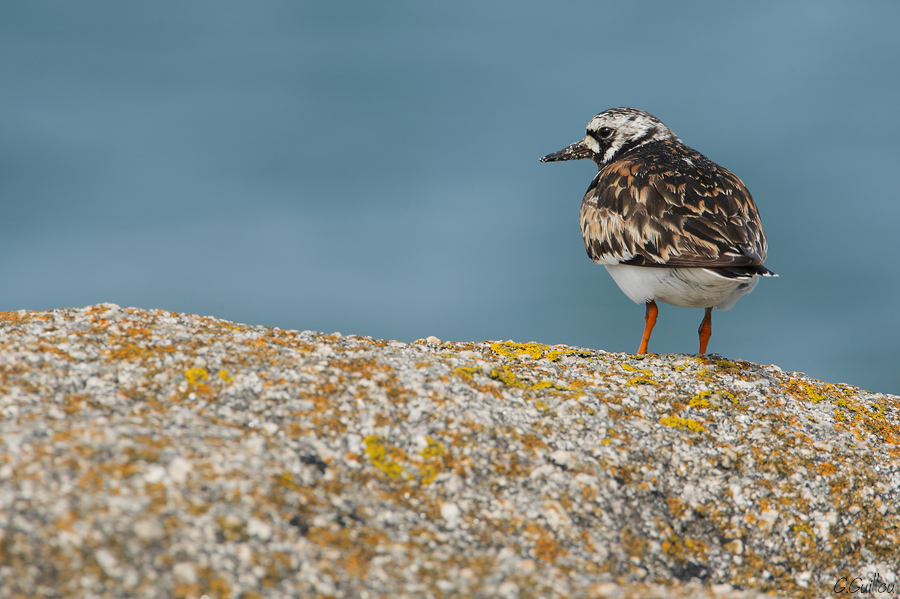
{"left": 540, "top": 107, "right": 774, "bottom": 355}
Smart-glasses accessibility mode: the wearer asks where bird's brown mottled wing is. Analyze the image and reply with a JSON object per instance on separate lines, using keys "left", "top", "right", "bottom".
{"left": 580, "top": 143, "right": 768, "bottom": 268}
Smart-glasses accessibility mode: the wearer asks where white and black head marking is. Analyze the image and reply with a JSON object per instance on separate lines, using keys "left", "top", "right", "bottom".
{"left": 541, "top": 107, "right": 677, "bottom": 167}
{"left": 586, "top": 107, "right": 677, "bottom": 165}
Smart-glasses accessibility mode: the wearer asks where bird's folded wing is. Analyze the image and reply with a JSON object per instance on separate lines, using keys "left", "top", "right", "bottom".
{"left": 580, "top": 156, "right": 768, "bottom": 268}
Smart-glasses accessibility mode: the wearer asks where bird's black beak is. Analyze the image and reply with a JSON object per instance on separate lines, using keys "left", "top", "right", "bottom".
{"left": 540, "top": 138, "right": 594, "bottom": 163}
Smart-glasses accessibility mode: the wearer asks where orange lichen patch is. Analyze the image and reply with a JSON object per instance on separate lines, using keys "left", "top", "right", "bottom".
{"left": 860, "top": 416, "right": 900, "bottom": 445}
{"left": 123, "top": 436, "right": 168, "bottom": 464}
{"left": 0, "top": 310, "right": 29, "bottom": 324}
{"left": 489, "top": 451, "right": 525, "bottom": 479}
{"left": 519, "top": 431, "right": 548, "bottom": 453}
{"left": 238, "top": 332, "right": 316, "bottom": 360}
{"left": 31, "top": 342, "right": 74, "bottom": 360}
{"left": 337, "top": 357, "right": 394, "bottom": 377}
{"left": 105, "top": 341, "right": 170, "bottom": 361}
{"left": 528, "top": 525, "right": 567, "bottom": 561}
{"left": 305, "top": 526, "right": 388, "bottom": 581}
{"left": 620, "top": 526, "right": 650, "bottom": 560}
{"left": 665, "top": 496, "right": 688, "bottom": 520}
{"left": 62, "top": 394, "right": 93, "bottom": 414}
{"left": 258, "top": 332, "right": 316, "bottom": 352}
{"left": 662, "top": 536, "right": 709, "bottom": 562}
{"left": 816, "top": 462, "right": 837, "bottom": 477}
{"left": 567, "top": 379, "right": 592, "bottom": 390}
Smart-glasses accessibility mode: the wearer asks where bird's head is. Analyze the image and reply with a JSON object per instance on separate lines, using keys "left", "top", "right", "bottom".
{"left": 540, "top": 107, "right": 677, "bottom": 167}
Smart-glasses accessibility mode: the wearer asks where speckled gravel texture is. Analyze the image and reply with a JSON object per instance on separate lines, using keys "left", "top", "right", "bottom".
{"left": 1, "top": 304, "right": 898, "bottom": 599}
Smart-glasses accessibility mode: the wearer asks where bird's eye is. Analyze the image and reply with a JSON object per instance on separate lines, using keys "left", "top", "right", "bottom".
{"left": 598, "top": 127, "right": 613, "bottom": 139}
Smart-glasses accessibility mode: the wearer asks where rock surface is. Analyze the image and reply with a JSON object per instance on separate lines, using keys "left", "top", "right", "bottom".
{"left": 0, "top": 304, "right": 898, "bottom": 599}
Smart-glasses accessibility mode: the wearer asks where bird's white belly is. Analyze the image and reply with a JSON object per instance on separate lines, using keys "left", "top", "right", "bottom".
{"left": 604, "top": 264, "right": 758, "bottom": 310}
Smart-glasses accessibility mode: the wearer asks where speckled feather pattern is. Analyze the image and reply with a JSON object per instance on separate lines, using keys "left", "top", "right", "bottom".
{"left": 581, "top": 140, "right": 766, "bottom": 267}
{"left": 580, "top": 139, "right": 768, "bottom": 272}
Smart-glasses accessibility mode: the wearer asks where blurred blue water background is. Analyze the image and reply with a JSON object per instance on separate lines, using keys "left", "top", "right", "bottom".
{"left": 2, "top": 2, "right": 899, "bottom": 394}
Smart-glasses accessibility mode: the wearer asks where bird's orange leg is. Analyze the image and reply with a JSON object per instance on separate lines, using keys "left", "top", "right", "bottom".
{"left": 698, "top": 307, "right": 713, "bottom": 354}
{"left": 637, "top": 300, "right": 658, "bottom": 354}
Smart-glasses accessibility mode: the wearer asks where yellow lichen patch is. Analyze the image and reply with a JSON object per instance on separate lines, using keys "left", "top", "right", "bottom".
{"left": 622, "top": 363, "right": 652, "bottom": 376}
{"left": 626, "top": 376, "right": 658, "bottom": 386}
{"left": 490, "top": 341, "right": 548, "bottom": 360}
{"left": 689, "top": 389, "right": 736, "bottom": 408}
{"left": 417, "top": 437, "right": 448, "bottom": 485}
{"left": 363, "top": 435, "right": 405, "bottom": 479}
{"left": 276, "top": 472, "right": 300, "bottom": 491}
{"left": 488, "top": 366, "right": 527, "bottom": 388}
{"left": 419, "top": 436, "right": 445, "bottom": 460}
{"left": 829, "top": 395, "right": 900, "bottom": 444}
{"left": 660, "top": 415, "right": 705, "bottom": 433}
{"left": 184, "top": 367, "right": 209, "bottom": 385}
{"left": 218, "top": 369, "right": 233, "bottom": 384}
{"left": 792, "top": 523, "right": 815, "bottom": 540}
{"left": 418, "top": 463, "right": 439, "bottom": 485}
{"left": 454, "top": 366, "right": 481, "bottom": 380}
{"left": 545, "top": 348, "right": 592, "bottom": 362}
{"left": 488, "top": 366, "right": 575, "bottom": 393}
{"left": 787, "top": 379, "right": 828, "bottom": 403}
{"left": 528, "top": 380, "right": 556, "bottom": 392}
{"left": 689, "top": 390, "right": 712, "bottom": 408}
{"left": 715, "top": 360, "right": 741, "bottom": 372}
{"left": 451, "top": 366, "right": 502, "bottom": 399}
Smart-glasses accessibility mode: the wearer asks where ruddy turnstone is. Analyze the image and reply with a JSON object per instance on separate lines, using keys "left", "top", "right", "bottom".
{"left": 540, "top": 107, "right": 774, "bottom": 354}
